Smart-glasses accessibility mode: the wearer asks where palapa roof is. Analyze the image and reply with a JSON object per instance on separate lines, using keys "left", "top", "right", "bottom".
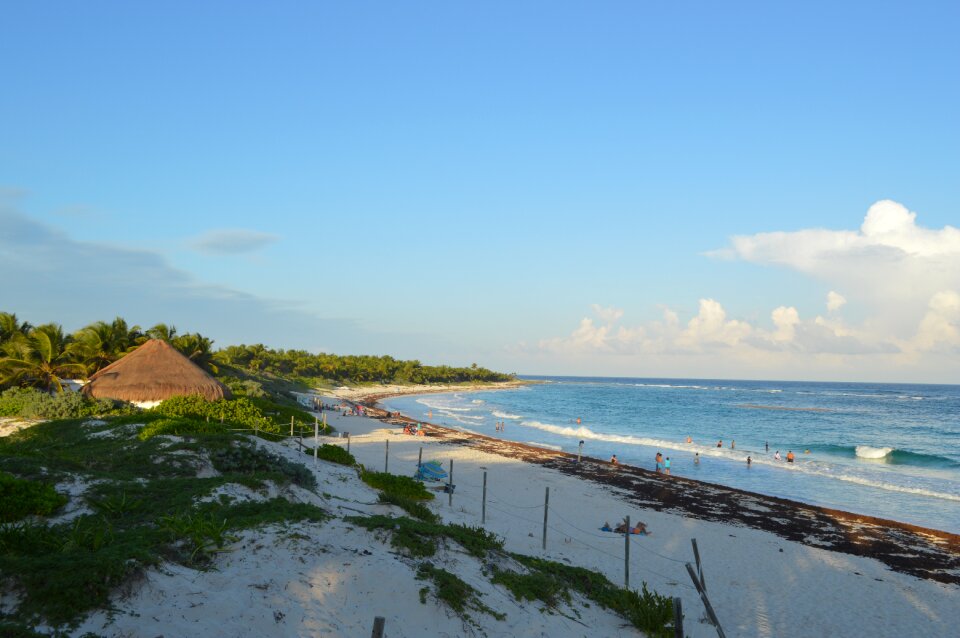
{"left": 81, "top": 339, "right": 231, "bottom": 403}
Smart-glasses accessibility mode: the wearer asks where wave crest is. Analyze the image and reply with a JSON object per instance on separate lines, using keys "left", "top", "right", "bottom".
{"left": 856, "top": 446, "right": 894, "bottom": 459}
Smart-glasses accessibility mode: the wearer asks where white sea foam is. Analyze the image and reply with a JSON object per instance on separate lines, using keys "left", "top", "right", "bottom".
{"left": 416, "top": 398, "right": 473, "bottom": 412}
{"left": 472, "top": 399, "right": 484, "bottom": 404}
{"left": 492, "top": 410, "right": 522, "bottom": 420}
{"left": 856, "top": 446, "right": 894, "bottom": 459}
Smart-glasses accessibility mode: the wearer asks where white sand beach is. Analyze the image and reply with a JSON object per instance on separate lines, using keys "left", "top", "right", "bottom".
{"left": 63, "top": 406, "right": 960, "bottom": 638}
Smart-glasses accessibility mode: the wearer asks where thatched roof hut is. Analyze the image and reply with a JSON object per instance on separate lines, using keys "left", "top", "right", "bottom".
{"left": 81, "top": 339, "right": 231, "bottom": 405}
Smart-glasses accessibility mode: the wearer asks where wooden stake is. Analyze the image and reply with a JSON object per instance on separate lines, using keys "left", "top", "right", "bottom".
{"left": 417, "top": 447, "right": 423, "bottom": 468}
{"left": 482, "top": 471, "right": 487, "bottom": 524}
{"left": 385, "top": 439, "right": 389, "bottom": 473}
{"left": 685, "top": 563, "right": 726, "bottom": 637}
{"left": 624, "top": 515, "right": 630, "bottom": 589}
{"left": 673, "top": 597, "right": 684, "bottom": 638}
{"left": 542, "top": 487, "right": 550, "bottom": 550}
{"left": 347, "top": 432, "right": 350, "bottom": 453}
{"left": 448, "top": 459, "right": 454, "bottom": 507}
{"left": 314, "top": 422, "right": 318, "bottom": 468}
{"left": 290, "top": 416, "right": 294, "bottom": 437}
{"left": 692, "top": 538, "right": 705, "bottom": 592}
{"left": 371, "top": 616, "right": 385, "bottom": 638}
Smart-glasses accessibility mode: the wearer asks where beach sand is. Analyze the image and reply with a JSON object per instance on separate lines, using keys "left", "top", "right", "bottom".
{"left": 64, "top": 396, "right": 960, "bottom": 637}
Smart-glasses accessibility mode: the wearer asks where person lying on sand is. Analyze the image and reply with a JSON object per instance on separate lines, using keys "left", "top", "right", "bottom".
{"left": 614, "top": 518, "right": 649, "bottom": 535}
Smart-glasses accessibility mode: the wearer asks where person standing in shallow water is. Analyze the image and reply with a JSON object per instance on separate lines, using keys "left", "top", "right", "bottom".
{"left": 664, "top": 457, "right": 671, "bottom": 475}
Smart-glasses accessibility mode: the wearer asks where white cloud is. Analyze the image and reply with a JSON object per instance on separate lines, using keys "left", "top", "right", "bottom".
{"left": 910, "top": 291, "right": 960, "bottom": 353}
{"left": 826, "top": 291, "right": 846, "bottom": 312}
{"left": 718, "top": 200, "right": 960, "bottom": 334}
{"left": 189, "top": 228, "right": 280, "bottom": 255}
{"left": 590, "top": 304, "right": 624, "bottom": 323}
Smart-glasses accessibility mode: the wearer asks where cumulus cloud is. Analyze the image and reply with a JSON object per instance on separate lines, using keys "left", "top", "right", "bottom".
{"left": 716, "top": 200, "right": 960, "bottom": 334}
{"left": 538, "top": 299, "right": 900, "bottom": 361}
{"left": 591, "top": 304, "right": 624, "bottom": 323}
{"left": 826, "top": 291, "right": 846, "bottom": 312}
{"left": 189, "top": 228, "right": 280, "bottom": 254}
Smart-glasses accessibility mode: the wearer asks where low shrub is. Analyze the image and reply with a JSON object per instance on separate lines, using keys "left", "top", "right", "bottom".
{"left": 378, "top": 492, "right": 439, "bottom": 523}
{"left": 0, "top": 472, "right": 68, "bottom": 522}
{"left": 417, "top": 562, "right": 505, "bottom": 623}
{"left": 308, "top": 444, "right": 355, "bottom": 466}
{"left": 0, "top": 387, "right": 132, "bottom": 420}
{"left": 210, "top": 442, "right": 316, "bottom": 489}
{"left": 507, "top": 554, "right": 675, "bottom": 637}
{"left": 344, "top": 515, "right": 503, "bottom": 558}
{"left": 360, "top": 471, "right": 434, "bottom": 501}
{"left": 138, "top": 417, "right": 229, "bottom": 440}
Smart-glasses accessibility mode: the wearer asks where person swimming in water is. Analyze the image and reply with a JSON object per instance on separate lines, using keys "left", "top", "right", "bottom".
{"left": 694, "top": 452, "right": 700, "bottom": 465}
{"left": 717, "top": 440, "right": 723, "bottom": 448}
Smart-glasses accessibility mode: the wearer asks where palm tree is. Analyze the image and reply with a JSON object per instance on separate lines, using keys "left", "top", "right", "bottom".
{"left": 146, "top": 323, "right": 178, "bottom": 342}
{"left": 172, "top": 333, "right": 218, "bottom": 374}
{"left": 0, "top": 324, "right": 87, "bottom": 392}
{"left": 72, "top": 317, "right": 142, "bottom": 375}
{"left": 0, "top": 312, "right": 33, "bottom": 351}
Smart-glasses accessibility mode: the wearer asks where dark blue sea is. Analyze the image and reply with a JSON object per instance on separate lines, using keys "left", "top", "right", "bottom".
{"left": 382, "top": 376, "right": 960, "bottom": 533}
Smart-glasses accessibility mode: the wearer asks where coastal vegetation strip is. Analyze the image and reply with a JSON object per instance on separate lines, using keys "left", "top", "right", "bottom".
{"left": 0, "top": 311, "right": 514, "bottom": 398}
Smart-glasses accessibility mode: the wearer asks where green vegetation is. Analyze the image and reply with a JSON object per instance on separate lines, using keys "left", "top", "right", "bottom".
{"left": 216, "top": 343, "right": 514, "bottom": 384}
{"left": 0, "top": 472, "right": 68, "bottom": 522}
{"left": 377, "top": 491, "right": 439, "bottom": 523}
{"left": 416, "top": 562, "right": 505, "bottom": 624}
{"left": 360, "top": 470, "right": 434, "bottom": 500}
{"left": 344, "top": 515, "right": 503, "bottom": 558}
{"left": 0, "top": 387, "right": 133, "bottom": 420}
{"left": 308, "top": 444, "right": 356, "bottom": 466}
{"left": 0, "top": 415, "right": 328, "bottom": 627}
{"left": 0, "top": 311, "right": 514, "bottom": 397}
{"left": 496, "top": 554, "right": 675, "bottom": 637}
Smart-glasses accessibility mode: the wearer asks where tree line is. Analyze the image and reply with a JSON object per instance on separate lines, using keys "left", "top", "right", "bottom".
{"left": 0, "top": 312, "right": 513, "bottom": 392}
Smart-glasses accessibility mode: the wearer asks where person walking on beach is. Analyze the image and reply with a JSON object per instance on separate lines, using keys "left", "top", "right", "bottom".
{"left": 664, "top": 457, "right": 671, "bottom": 475}
{"left": 655, "top": 452, "right": 663, "bottom": 473}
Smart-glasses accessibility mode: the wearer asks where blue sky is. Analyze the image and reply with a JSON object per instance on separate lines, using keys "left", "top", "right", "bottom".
{"left": 2, "top": 2, "right": 958, "bottom": 382}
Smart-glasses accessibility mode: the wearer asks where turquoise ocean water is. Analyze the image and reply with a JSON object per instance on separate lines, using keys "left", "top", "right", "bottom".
{"left": 381, "top": 377, "right": 960, "bottom": 533}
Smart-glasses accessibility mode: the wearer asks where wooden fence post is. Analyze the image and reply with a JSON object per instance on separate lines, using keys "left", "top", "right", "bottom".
{"left": 624, "top": 514, "right": 630, "bottom": 589}
{"left": 290, "top": 416, "right": 294, "bottom": 437}
{"left": 418, "top": 447, "right": 423, "bottom": 468}
{"left": 448, "top": 459, "right": 454, "bottom": 507}
{"left": 542, "top": 487, "right": 550, "bottom": 550}
{"left": 385, "top": 439, "right": 389, "bottom": 473}
{"left": 673, "top": 597, "right": 684, "bottom": 638}
{"left": 347, "top": 432, "right": 350, "bottom": 453}
{"left": 685, "top": 563, "right": 725, "bottom": 638}
{"left": 692, "top": 538, "right": 705, "bottom": 592}
{"left": 482, "top": 471, "right": 487, "bottom": 524}
{"left": 314, "top": 422, "right": 319, "bottom": 468}
{"left": 371, "top": 616, "right": 385, "bottom": 638}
